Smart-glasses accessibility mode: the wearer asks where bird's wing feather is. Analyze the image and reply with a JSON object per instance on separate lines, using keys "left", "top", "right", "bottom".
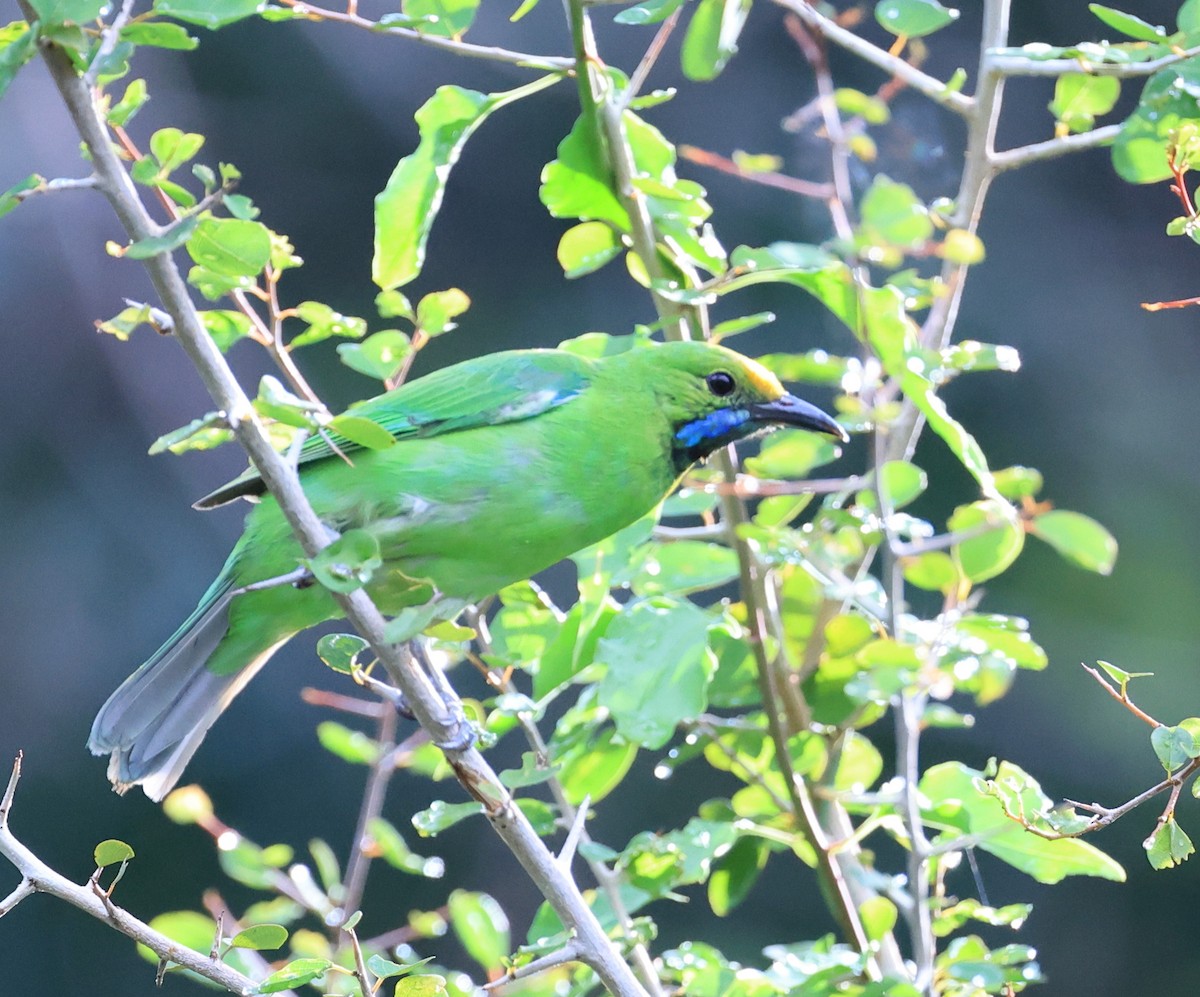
{"left": 194, "top": 350, "right": 592, "bottom": 509}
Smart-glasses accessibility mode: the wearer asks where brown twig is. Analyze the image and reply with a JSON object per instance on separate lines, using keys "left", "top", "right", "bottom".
{"left": 678, "top": 145, "right": 833, "bottom": 199}
{"left": 1080, "top": 664, "right": 1162, "bottom": 729}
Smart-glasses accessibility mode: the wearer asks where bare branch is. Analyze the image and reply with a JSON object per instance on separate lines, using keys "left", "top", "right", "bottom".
{"left": 483, "top": 941, "right": 584, "bottom": 992}
{"left": 990, "top": 44, "right": 1200, "bottom": 79}
{"left": 679, "top": 144, "right": 834, "bottom": 199}
{"left": 990, "top": 124, "right": 1120, "bottom": 174}
{"left": 1081, "top": 664, "right": 1162, "bottom": 728}
{"left": 770, "top": 0, "right": 974, "bottom": 117}
{"left": 0, "top": 756, "right": 259, "bottom": 993}
{"left": 277, "top": 0, "right": 574, "bottom": 71}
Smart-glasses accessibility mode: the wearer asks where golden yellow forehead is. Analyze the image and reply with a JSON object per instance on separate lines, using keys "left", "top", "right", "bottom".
{"left": 740, "top": 355, "right": 786, "bottom": 399}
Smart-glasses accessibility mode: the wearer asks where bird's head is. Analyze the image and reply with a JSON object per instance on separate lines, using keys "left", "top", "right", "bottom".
{"left": 612, "top": 341, "right": 849, "bottom": 472}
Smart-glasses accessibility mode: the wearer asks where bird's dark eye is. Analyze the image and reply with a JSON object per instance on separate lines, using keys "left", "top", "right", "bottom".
{"left": 706, "top": 371, "right": 736, "bottom": 397}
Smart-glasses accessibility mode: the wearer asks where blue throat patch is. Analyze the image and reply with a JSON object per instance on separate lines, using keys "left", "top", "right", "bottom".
{"left": 675, "top": 407, "right": 752, "bottom": 448}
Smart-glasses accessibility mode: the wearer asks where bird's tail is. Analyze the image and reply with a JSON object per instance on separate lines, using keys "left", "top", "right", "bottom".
{"left": 88, "top": 568, "right": 285, "bottom": 801}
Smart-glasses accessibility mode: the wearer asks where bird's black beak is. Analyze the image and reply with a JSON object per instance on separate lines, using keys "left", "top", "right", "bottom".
{"left": 750, "top": 394, "right": 849, "bottom": 443}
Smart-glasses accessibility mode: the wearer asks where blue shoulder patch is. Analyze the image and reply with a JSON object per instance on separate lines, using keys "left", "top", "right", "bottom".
{"left": 675, "top": 408, "right": 751, "bottom": 447}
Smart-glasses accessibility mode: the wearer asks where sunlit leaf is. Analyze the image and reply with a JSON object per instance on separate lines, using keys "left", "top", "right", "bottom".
{"left": 375, "top": 77, "right": 560, "bottom": 290}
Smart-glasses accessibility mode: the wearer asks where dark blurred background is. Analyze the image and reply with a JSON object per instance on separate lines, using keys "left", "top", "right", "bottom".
{"left": 2, "top": 1, "right": 1199, "bottom": 993}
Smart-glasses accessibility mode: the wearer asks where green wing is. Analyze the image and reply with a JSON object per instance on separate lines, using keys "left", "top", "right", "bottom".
{"left": 194, "top": 349, "right": 592, "bottom": 509}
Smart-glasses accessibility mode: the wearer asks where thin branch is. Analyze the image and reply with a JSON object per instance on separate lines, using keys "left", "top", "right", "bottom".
{"left": 83, "top": 0, "right": 136, "bottom": 87}
{"left": 28, "top": 22, "right": 647, "bottom": 996}
{"left": 0, "top": 756, "right": 259, "bottom": 993}
{"left": 990, "top": 44, "right": 1200, "bottom": 79}
{"left": 990, "top": 124, "right": 1120, "bottom": 174}
{"left": 278, "top": 0, "right": 574, "bottom": 71}
{"left": 678, "top": 144, "right": 834, "bottom": 199}
{"left": 13, "top": 174, "right": 98, "bottom": 201}
{"left": 1080, "top": 664, "right": 1162, "bottom": 728}
{"left": 0, "top": 879, "right": 33, "bottom": 915}
{"left": 337, "top": 706, "right": 400, "bottom": 922}
{"left": 689, "top": 474, "right": 868, "bottom": 497}
{"left": 557, "top": 794, "right": 590, "bottom": 870}
{"left": 770, "top": 0, "right": 974, "bottom": 117}
{"left": 624, "top": 7, "right": 682, "bottom": 106}
{"left": 483, "top": 941, "right": 584, "bottom": 992}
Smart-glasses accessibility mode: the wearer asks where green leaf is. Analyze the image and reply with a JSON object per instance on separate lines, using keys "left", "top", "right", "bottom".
{"left": 874, "top": 0, "right": 959, "bottom": 37}
{"left": 290, "top": 300, "right": 367, "bottom": 348}
{"left": 835, "top": 87, "right": 891, "bottom": 124}
{"left": 540, "top": 115, "right": 631, "bottom": 231}
{"left": 149, "top": 127, "right": 205, "bottom": 174}
{"left": 0, "top": 23, "right": 37, "bottom": 101}
{"left": 557, "top": 221, "right": 623, "bottom": 278}
{"left": 878, "top": 460, "right": 927, "bottom": 508}
{"left": 710, "top": 311, "right": 775, "bottom": 340}
{"left": 681, "top": 0, "right": 752, "bottom": 81}
{"left": 373, "top": 76, "right": 559, "bottom": 290}
{"left": 125, "top": 215, "right": 200, "bottom": 259}
{"left": 366, "top": 954, "right": 435, "bottom": 982}
{"left": 448, "top": 891, "right": 510, "bottom": 971}
{"left": 1151, "top": 725, "right": 1200, "bottom": 771}
{"left": 162, "top": 785, "right": 214, "bottom": 825}
{"left": 1180, "top": 0, "right": 1200, "bottom": 33}
{"left": 1097, "top": 659, "right": 1153, "bottom": 691}
{"left": 902, "top": 550, "right": 960, "bottom": 593}
{"left": 1145, "top": 818, "right": 1194, "bottom": 869}
{"left": 152, "top": 0, "right": 263, "bottom": 29}
{"left": 94, "top": 839, "right": 135, "bottom": 867}
{"left": 316, "top": 633, "right": 370, "bottom": 674}
{"left": 328, "top": 414, "right": 397, "bottom": 451}
{"left": 256, "top": 957, "right": 333, "bottom": 993}
{"left": 1088, "top": 4, "right": 1167, "bottom": 41}
{"left": 305, "top": 529, "right": 383, "bottom": 593}
{"left": 316, "top": 721, "right": 380, "bottom": 765}
{"left": 1030, "top": 509, "right": 1117, "bottom": 575}
{"left": 615, "top": 0, "right": 686, "bottom": 25}
{"left": 96, "top": 301, "right": 164, "bottom": 340}
{"left": 1113, "top": 63, "right": 1200, "bottom": 183}
{"left": 1050, "top": 73, "right": 1120, "bottom": 133}
{"left": 555, "top": 725, "right": 637, "bottom": 806}
{"left": 337, "top": 330, "right": 412, "bottom": 382}
{"left": 921, "top": 761, "right": 1125, "bottom": 884}
{"left": 401, "top": 0, "right": 479, "bottom": 37}
{"left": 148, "top": 411, "right": 232, "bottom": 455}
{"left": 230, "top": 923, "right": 288, "bottom": 951}
{"left": 743, "top": 427, "right": 839, "bottom": 479}
{"left": 860, "top": 175, "right": 933, "bottom": 248}
{"left": 28, "top": 0, "right": 106, "bottom": 23}
{"left": 200, "top": 309, "right": 253, "bottom": 352}
{"left": 949, "top": 498, "right": 1024, "bottom": 583}
{"left": 137, "top": 911, "right": 216, "bottom": 965}
{"left": 368, "top": 817, "right": 444, "bottom": 877}
{"left": 596, "top": 597, "right": 716, "bottom": 749}
{"left": 415, "top": 287, "right": 470, "bottom": 336}
{"left": 707, "top": 835, "right": 766, "bottom": 916}
{"left": 411, "top": 799, "right": 483, "bottom": 836}
{"left": 186, "top": 217, "right": 271, "bottom": 278}
{"left": 120, "top": 21, "right": 198, "bottom": 49}
{"left": 395, "top": 977, "right": 449, "bottom": 997}
{"left": 859, "top": 896, "right": 898, "bottom": 943}
{"left": 631, "top": 541, "right": 740, "bottom": 596}
{"left": 498, "top": 751, "right": 557, "bottom": 789}
{"left": 993, "top": 465, "right": 1043, "bottom": 500}
{"left": 0, "top": 172, "right": 38, "bottom": 219}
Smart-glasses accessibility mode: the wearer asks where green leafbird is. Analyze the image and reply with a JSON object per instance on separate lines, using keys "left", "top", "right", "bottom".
{"left": 89, "top": 340, "right": 847, "bottom": 799}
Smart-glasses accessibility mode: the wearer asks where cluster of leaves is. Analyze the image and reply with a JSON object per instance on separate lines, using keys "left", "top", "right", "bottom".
{"left": 10, "top": 1, "right": 1200, "bottom": 996}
